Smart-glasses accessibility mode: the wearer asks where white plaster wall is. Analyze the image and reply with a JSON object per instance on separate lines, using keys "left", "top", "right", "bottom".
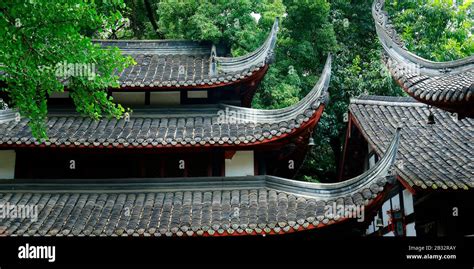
{"left": 187, "top": 91, "right": 208, "bottom": 99}
{"left": 382, "top": 200, "right": 391, "bottom": 227}
{"left": 391, "top": 194, "right": 400, "bottom": 210}
{"left": 0, "top": 150, "right": 15, "bottom": 179}
{"left": 225, "top": 151, "right": 254, "bottom": 177}
{"left": 403, "top": 189, "right": 414, "bottom": 215}
{"left": 368, "top": 154, "right": 376, "bottom": 169}
{"left": 112, "top": 92, "right": 145, "bottom": 105}
{"left": 151, "top": 92, "right": 180, "bottom": 105}
{"left": 367, "top": 223, "right": 374, "bottom": 234}
{"left": 373, "top": 216, "right": 380, "bottom": 232}
{"left": 406, "top": 222, "right": 416, "bottom": 236}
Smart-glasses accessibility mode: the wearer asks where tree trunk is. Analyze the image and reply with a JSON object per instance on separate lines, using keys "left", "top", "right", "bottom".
{"left": 330, "top": 134, "right": 342, "bottom": 179}
{"left": 143, "top": 0, "right": 163, "bottom": 38}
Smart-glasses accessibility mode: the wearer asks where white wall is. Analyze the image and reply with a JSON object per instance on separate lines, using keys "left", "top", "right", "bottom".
{"left": 391, "top": 195, "right": 400, "bottom": 210}
{"left": 112, "top": 92, "right": 145, "bottom": 105}
{"left": 406, "top": 222, "right": 416, "bottom": 236}
{"left": 402, "top": 189, "right": 414, "bottom": 215}
{"left": 0, "top": 150, "right": 15, "bottom": 179}
{"left": 151, "top": 92, "right": 180, "bottom": 105}
{"left": 383, "top": 231, "right": 395, "bottom": 237}
{"left": 367, "top": 223, "right": 374, "bottom": 234}
{"left": 403, "top": 189, "right": 416, "bottom": 236}
{"left": 381, "top": 200, "right": 391, "bottom": 227}
{"left": 187, "top": 91, "right": 208, "bottom": 99}
{"left": 225, "top": 151, "right": 254, "bottom": 177}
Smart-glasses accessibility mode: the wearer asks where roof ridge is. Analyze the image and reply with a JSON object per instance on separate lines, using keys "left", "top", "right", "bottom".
{"left": 350, "top": 95, "right": 427, "bottom": 107}
{"left": 372, "top": 0, "right": 474, "bottom": 74}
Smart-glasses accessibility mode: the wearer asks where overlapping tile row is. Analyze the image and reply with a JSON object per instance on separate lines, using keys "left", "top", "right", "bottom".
{"left": 372, "top": 0, "right": 474, "bottom": 117}
{"left": 0, "top": 54, "right": 331, "bottom": 149}
{"left": 96, "top": 19, "right": 279, "bottom": 89}
{"left": 383, "top": 54, "right": 473, "bottom": 106}
{"left": 350, "top": 95, "right": 474, "bottom": 191}
{"left": 108, "top": 47, "right": 266, "bottom": 89}
{"left": 0, "top": 127, "right": 400, "bottom": 237}
{"left": 0, "top": 183, "right": 383, "bottom": 237}
{"left": 0, "top": 84, "right": 326, "bottom": 148}
{"left": 0, "top": 106, "right": 315, "bottom": 148}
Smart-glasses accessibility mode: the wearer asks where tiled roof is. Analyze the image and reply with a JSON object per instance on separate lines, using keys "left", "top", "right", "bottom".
{"left": 0, "top": 132, "right": 400, "bottom": 237}
{"left": 96, "top": 19, "right": 279, "bottom": 89}
{"left": 0, "top": 56, "right": 331, "bottom": 149}
{"left": 0, "top": 108, "right": 17, "bottom": 124}
{"left": 350, "top": 95, "right": 474, "bottom": 191}
{"left": 372, "top": 0, "right": 474, "bottom": 118}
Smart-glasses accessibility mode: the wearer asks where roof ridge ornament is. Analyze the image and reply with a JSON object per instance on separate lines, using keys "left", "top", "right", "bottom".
{"left": 0, "top": 99, "right": 18, "bottom": 124}
{"left": 209, "top": 44, "right": 217, "bottom": 77}
{"left": 266, "top": 17, "right": 279, "bottom": 64}
{"left": 215, "top": 17, "right": 279, "bottom": 73}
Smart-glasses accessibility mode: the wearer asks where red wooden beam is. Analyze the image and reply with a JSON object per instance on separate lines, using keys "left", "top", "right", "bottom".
{"left": 338, "top": 113, "right": 353, "bottom": 181}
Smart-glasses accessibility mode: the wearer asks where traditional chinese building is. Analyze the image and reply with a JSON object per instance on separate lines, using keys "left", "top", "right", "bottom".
{"left": 340, "top": 98, "right": 473, "bottom": 237}
{"left": 336, "top": 1, "right": 474, "bottom": 237}
{"left": 0, "top": 18, "right": 405, "bottom": 237}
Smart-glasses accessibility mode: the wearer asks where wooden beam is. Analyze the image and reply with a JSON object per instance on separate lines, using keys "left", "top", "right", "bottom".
{"left": 224, "top": 150, "right": 236, "bottom": 159}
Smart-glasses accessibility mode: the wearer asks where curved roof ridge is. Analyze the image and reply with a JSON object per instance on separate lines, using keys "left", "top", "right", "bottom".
{"left": 372, "top": 0, "right": 473, "bottom": 117}
{"left": 0, "top": 129, "right": 400, "bottom": 200}
{"left": 266, "top": 128, "right": 400, "bottom": 199}
{"left": 215, "top": 18, "right": 279, "bottom": 73}
{"left": 220, "top": 54, "right": 331, "bottom": 123}
{"left": 372, "top": 0, "right": 474, "bottom": 75}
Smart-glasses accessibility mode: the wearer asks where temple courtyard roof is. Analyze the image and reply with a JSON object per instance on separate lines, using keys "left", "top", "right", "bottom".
{"left": 349, "top": 95, "right": 473, "bottom": 191}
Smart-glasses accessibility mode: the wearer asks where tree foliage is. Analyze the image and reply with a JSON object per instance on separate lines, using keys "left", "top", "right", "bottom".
{"left": 0, "top": 0, "right": 134, "bottom": 138}
{"left": 386, "top": 0, "right": 473, "bottom": 61}
{"left": 297, "top": 0, "right": 403, "bottom": 182}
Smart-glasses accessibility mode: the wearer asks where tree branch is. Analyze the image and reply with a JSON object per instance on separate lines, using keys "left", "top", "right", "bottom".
{"left": 143, "top": 0, "right": 164, "bottom": 39}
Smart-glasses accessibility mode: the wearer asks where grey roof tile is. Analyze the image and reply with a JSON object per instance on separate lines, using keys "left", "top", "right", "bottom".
{"left": 0, "top": 131, "right": 400, "bottom": 237}
{"left": 0, "top": 56, "right": 331, "bottom": 149}
{"left": 350, "top": 95, "right": 474, "bottom": 191}
{"left": 94, "top": 19, "right": 279, "bottom": 90}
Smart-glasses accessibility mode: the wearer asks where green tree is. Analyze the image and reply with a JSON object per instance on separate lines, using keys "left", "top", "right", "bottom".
{"left": 153, "top": 0, "right": 338, "bottom": 182}
{"left": 0, "top": 0, "right": 134, "bottom": 138}
{"left": 253, "top": 0, "right": 337, "bottom": 111}
{"left": 156, "top": 0, "right": 285, "bottom": 55}
{"left": 386, "top": 0, "right": 473, "bottom": 61}
{"left": 296, "top": 0, "right": 402, "bottom": 182}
